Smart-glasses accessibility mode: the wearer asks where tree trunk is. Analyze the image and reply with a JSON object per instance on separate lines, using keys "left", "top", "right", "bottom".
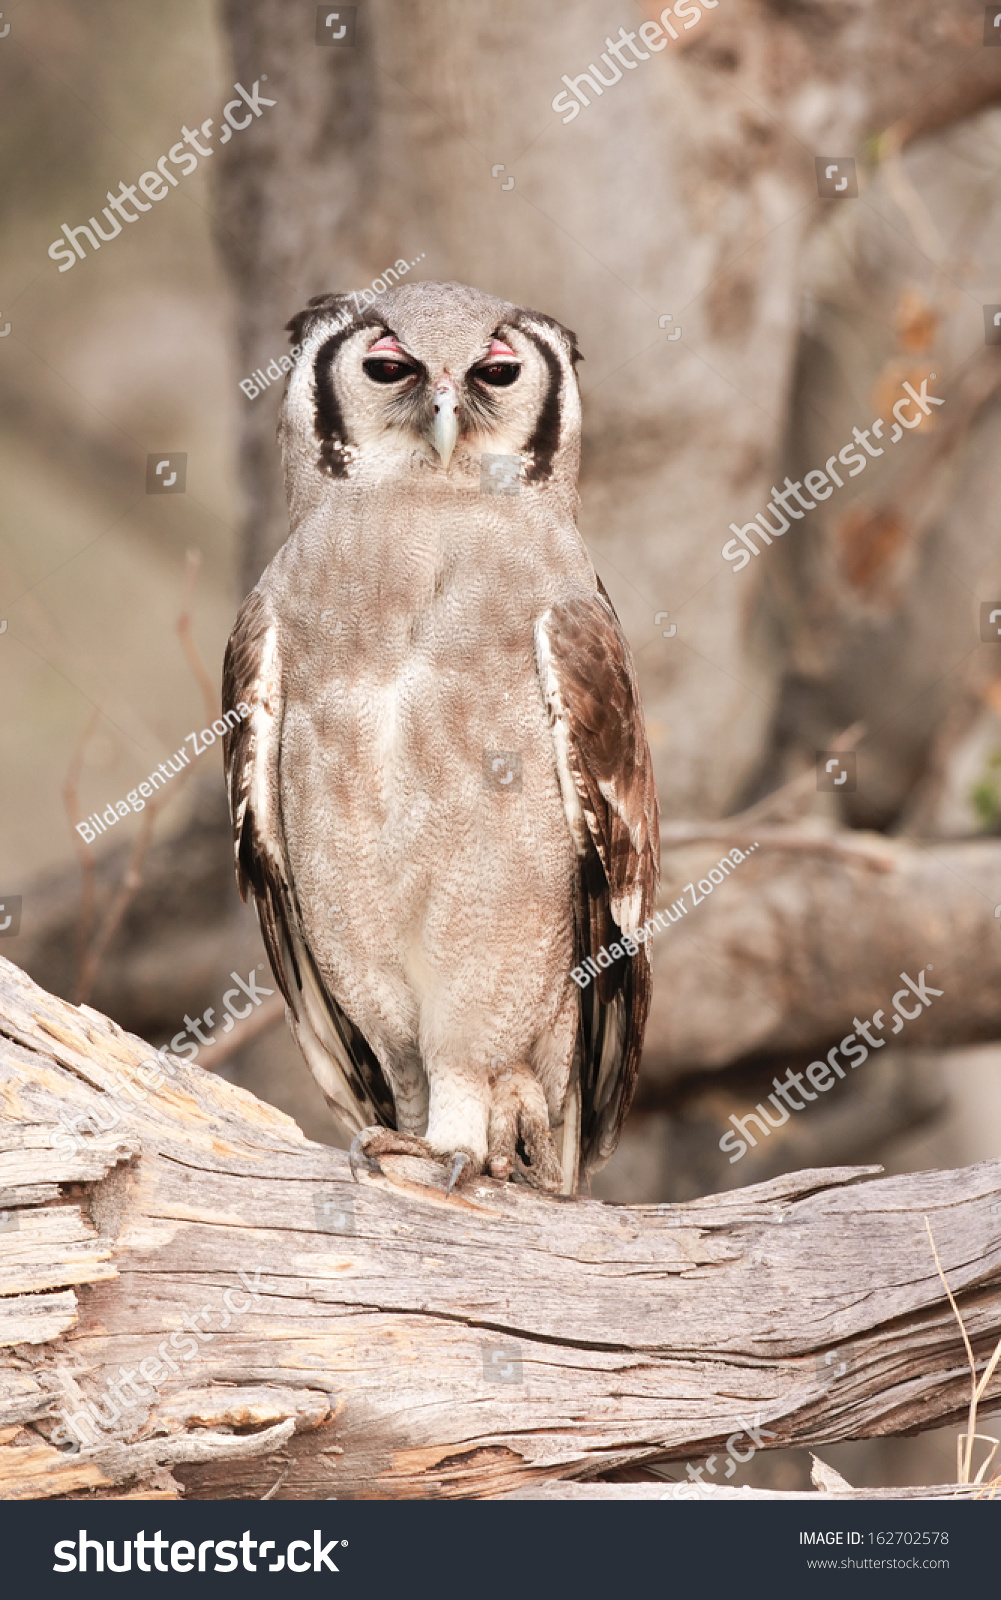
{"left": 214, "top": 0, "right": 1001, "bottom": 818}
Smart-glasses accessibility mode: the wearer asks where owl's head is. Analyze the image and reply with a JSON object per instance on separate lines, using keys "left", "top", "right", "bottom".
{"left": 279, "top": 280, "right": 582, "bottom": 513}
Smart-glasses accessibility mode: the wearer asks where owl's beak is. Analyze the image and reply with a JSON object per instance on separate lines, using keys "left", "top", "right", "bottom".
{"left": 430, "top": 375, "right": 460, "bottom": 469}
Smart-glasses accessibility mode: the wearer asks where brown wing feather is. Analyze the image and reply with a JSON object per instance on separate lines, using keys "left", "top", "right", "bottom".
{"left": 222, "top": 589, "right": 396, "bottom": 1132}
{"left": 536, "top": 580, "right": 660, "bottom": 1171}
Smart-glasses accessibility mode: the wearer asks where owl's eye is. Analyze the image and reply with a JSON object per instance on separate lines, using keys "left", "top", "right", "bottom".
{"left": 473, "top": 362, "right": 521, "bottom": 387}
{"left": 363, "top": 358, "right": 418, "bottom": 384}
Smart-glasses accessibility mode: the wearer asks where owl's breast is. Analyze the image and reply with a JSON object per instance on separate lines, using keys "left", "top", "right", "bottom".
{"left": 272, "top": 487, "right": 593, "bottom": 853}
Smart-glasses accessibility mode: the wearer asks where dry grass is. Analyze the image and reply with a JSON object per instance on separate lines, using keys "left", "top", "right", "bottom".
{"left": 923, "top": 1215, "right": 1001, "bottom": 1488}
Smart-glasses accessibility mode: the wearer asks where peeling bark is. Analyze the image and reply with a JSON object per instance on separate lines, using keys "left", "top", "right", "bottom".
{"left": 1, "top": 958, "right": 998, "bottom": 1499}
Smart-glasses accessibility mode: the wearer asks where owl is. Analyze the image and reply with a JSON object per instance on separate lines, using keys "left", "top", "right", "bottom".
{"left": 222, "top": 280, "right": 659, "bottom": 1195}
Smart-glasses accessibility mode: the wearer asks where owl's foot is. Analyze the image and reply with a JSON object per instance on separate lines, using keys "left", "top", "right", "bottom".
{"left": 486, "top": 1062, "right": 562, "bottom": 1193}
{"left": 349, "top": 1127, "right": 434, "bottom": 1179}
{"left": 348, "top": 1127, "right": 476, "bottom": 1194}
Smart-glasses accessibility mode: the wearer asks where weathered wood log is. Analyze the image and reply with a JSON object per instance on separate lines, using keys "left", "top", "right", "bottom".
{"left": 1, "top": 956, "right": 999, "bottom": 1500}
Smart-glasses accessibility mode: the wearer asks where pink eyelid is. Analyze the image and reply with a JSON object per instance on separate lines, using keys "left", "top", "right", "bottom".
{"left": 365, "top": 334, "right": 518, "bottom": 364}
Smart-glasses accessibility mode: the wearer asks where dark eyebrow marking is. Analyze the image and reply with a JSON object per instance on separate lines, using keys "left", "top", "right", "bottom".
{"left": 311, "top": 312, "right": 385, "bottom": 477}
{"left": 512, "top": 316, "right": 564, "bottom": 484}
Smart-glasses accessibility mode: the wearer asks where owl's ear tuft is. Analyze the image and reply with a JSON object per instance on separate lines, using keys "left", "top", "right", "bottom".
{"left": 285, "top": 293, "right": 353, "bottom": 348}
{"left": 520, "top": 308, "right": 583, "bottom": 368}
{"left": 556, "top": 324, "right": 584, "bottom": 369}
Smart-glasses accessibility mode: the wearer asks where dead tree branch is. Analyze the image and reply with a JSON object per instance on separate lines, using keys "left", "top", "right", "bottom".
{"left": 647, "top": 830, "right": 1001, "bottom": 1085}
{"left": 1, "top": 957, "right": 999, "bottom": 1500}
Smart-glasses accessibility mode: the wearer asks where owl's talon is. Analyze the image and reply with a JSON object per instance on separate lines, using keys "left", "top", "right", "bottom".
{"left": 487, "top": 1061, "right": 563, "bottom": 1193}
{"left": 349, "top": 1132, "right": 382, "bottom": 1182}
{"left": 446, "top": 1151, "right": 470, "bottom": 1195}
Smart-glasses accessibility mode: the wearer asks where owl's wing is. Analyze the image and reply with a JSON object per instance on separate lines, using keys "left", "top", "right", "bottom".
{"left": 535, "top": 579, "right": 660, "bottom": 1173}
{"left": 222, "top": 588, "right": 396, "bottom": 1135}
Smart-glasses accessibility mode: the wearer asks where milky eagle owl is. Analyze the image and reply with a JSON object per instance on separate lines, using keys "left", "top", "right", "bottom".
{"left": 222, "top": 280, "right": 659, "bottom": 1194}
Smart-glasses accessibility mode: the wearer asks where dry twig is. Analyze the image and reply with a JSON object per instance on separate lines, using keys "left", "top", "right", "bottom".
{"left": 176, "top": 549, "right": 218, "bottom": 725}
{"left": 61, "top": 707, "right": 99, "bottom": 990}
{"left": 63, "top": 551, "right": 218, "bottom": 1002}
